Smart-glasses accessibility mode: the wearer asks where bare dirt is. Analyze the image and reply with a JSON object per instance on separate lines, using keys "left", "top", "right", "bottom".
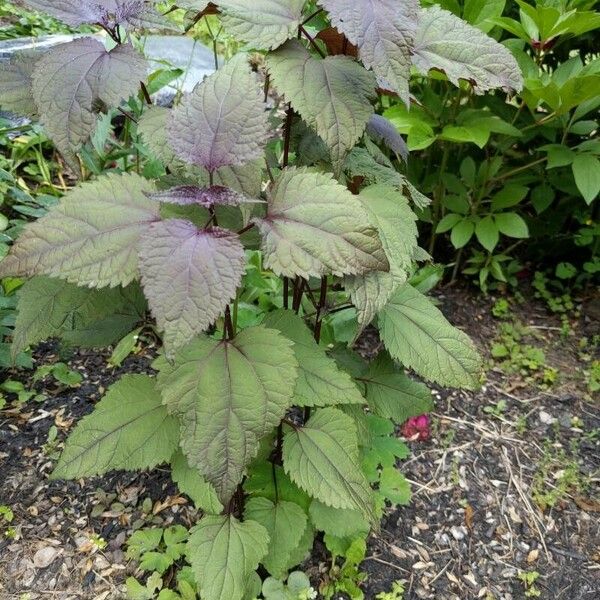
{"left": 0, "top": 285, "right": 598, "bottom": 600}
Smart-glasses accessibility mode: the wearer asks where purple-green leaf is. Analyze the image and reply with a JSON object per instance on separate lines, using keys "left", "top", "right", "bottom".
{"left": 32, "top": 38, "right": 147, "bottom": 155}
{"left": 266, "top": 40, "right": 376, "bottom": 175}
{"left": 0, "top": 53, "right": 39, "bottom": 117}
{"left": 147, "top": 185, "right": 260, "bottom": 207}
{"left": 138, "top": 220, "right": 246, "bottom": 352}
{"left": 23, "top": 0, "right": 168, "bottom": 28}
{"left": 0, "top": 173, "right": 160, "bottom": 287}
{"left": 413, "top": 6, "right": 523, "bottom": 93}
{"left": 319, "top": 0, "right": 419, "bottom": 102}
{"left": 253, "top": 167, "right": 389, "bottom": 279}
{"left": 366, "top": 114, "right": 408, "bottom": 161}
{"left": 168, "top": 54, "right": 269, "bottom": 172}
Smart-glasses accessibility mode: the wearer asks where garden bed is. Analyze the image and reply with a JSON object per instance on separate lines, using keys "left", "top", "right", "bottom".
{"left": 1, "top": 285, "right": 597, "bottom": 600}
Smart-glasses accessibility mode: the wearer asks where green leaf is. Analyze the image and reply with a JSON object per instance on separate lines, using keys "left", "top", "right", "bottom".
{"left": 378, "top": 285, "right": 481, "bottom": 389}
{"left": 158, "top": 326, "right": 298, "bottom": 503}
{"left": 127, "top": 528, "right": 163, "bottom": 559}
{"left": 542, "top": 144, "right": 575, "bottom": 169}
{"left": 244, "top": 498, "right": 308, "bottom": 578}
{"left": 494, "top": 213, "right": 529, "bottom": 238}
{"left": 0, "top": 173, "right": 160, "bottom": 287}
{"left": 413, "top": 6, "right": 523, "bottom": 93}
{"left": 359, "top": 353, "right": 433, "bottom": 424}
{"left": 253, "top": 167, "right": 389, "bottom": 279}
{"left": 266, "top": 40, "right": 376, "bottom": 174}
{"left": 475, "top": 216, "right": 499, "bottom": 252}
{"left": 308, "top": 500, "right": 369, "bottom": 538}
{"left": 52, "top": 375, "right": 179, "bottom": 479}
{"left": 463, "top": 0, "right": 506, "bottom": 32}
{"left": 320, "top": 0, "right": 419, "bottom": 102}
{"left": 263, "top": 310, "right": 364, "bottom": 407}
{"left": 490, "top": 185, "right": 529, "bottom": 211}
{"left": 436, "top": 213, "right": 462, "bottom": 233}
{"left": 572, "top": 154, "right": 600, "bottom": 204}
{"left": 245, "top": 462, "right": 311, "bottom": 511}
{"left": 187, "top": 515, "right": 269, "bottom": 600}
{"left": 170, "top": 451, "right": 223, "bottom": 514}
{"left": 140, "top": 552, "right": 173, "bottom": 574}
{"left": 450, "top": 219, "right": 475, "bottom": 248}
{"left": 219, "top": 0, "right": 305, "bottom": 50}
{"left": 12, "top": 276, "right": 144, "bottom": 358}
{"left": 440, "top": 124, "right": 489, "bottom": 148}
{"left": 345, "top": 185, "right": 419, "bottom": 329}
{"left": 0, "top": 54, "right": 38, "bottom": 117}
{"left": 282, "top": 407, "right": 374, "bottom": 520}
{"left": 379, "top": 468, "right": 411, "bottom": 506}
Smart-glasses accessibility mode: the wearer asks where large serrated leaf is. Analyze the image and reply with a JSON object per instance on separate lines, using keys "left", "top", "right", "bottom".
{"left": 187, "top": 515, "right": 269, "bottom": 600}
{"left": 254, "top": 167, "right": 389, "bottom": 279}
{"left": 52, "top": 375, "right": 179, "bottom": 479}
{"left": 378, "top": 284, "right": 482, "bottom": 389}
{"left": 0, "top": 173, "right": 160, "bottom": 287}
{"left": 170, "top": 450, "right": 223, "bottom": 514}
{"left": 267, "top": 40, "right": 376, "bottom": 173}
{"left": 23, "top": 0, "right": 169, "bottom": 28}
{"left": 0, "top": 53, "right": 38, "bottom": 117}
{"left": 320, "top": 0, "right": 419, "bottom": 102}
{"left": 32, "top": 38, "right": 147, "bottom": 155}
{"left": 219, "top": 0, "right": 305, "bottom": 50}
{"left": 413, "top": 6, "right": 523, "bottom": 93}
{"left": 263, "top": 309, "right": 365, "bottom": 407}
{"left": 158, "top": 326, "right": 298, "bottom": 502}
{"left": 345, "top": 184, "right": 418, "bottom": 329}
{"left": 12, "top": 276, "right": 145, "bottom": 357}
{"left": 358, "top": 353, "right": 433, "bottom": 424}
{"left": 244, "top": 497, "right": 308, "bottom": 578}
{"left": 282, "top": 407, "right": 374, "bottom": 520}
{"left": 138, "top": 220, "right": 246, "bottom": 353}
{"left": 308, "top": 500, "right": 369, "bottom": 538}
{"left": 169, "top": 54, "right": 269, "bottom": 172}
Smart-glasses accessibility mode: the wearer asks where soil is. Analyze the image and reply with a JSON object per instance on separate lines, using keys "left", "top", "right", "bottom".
{"left": 0, "top": 285, "right": 598, "bottom": 600}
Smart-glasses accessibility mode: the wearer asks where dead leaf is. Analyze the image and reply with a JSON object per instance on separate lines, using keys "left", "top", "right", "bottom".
{"left": 33, "top": 546, "right": 61, "bottom": 568}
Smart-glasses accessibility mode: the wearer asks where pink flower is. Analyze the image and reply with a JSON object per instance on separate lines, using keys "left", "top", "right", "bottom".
{"left": 401, "top": 414, "right": 431, "bottom": 441}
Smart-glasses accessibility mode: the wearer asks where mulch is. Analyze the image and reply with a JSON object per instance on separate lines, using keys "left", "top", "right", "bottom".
{"left": 0, "top": 285, "right": 598, "bottom": 600}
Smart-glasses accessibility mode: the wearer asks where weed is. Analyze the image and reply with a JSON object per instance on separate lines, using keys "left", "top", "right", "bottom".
{"left": 376, "top": 580, "right": 406, "bottom": 600}
{"left": 517, "top": 571, "right": 541, "bottom": 598}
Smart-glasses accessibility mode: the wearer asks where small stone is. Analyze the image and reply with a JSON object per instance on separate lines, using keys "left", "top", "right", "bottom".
{"left": 539, "top": 410, "right": 556, "bottom": 425}
{"left": 450, "top": 525, "right": 467, "bottom": 540}
{"left": 33, "top": 546, "right": 60, "bottom": 568}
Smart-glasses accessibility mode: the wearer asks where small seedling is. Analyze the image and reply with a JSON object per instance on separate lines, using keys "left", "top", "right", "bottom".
{"left": 376, "top": 580, "right": 406, "bottom": 600}
{"left": 518, "top": 570, "right": 541, "bottom": 597}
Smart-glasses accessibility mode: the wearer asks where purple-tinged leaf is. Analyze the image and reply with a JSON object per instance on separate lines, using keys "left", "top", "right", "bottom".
{"left": 23, "top": 0, "right": 170, "bottom": 29}
{"left": 0, "top": 173, "right": 160, "bottom": 288}
{"left": 219, "top": 0, "right": 305, "bottom": 50}
{"left": 32, "top": 38, "right": 147, "bottom": 155}
{"left": 158, "top": 327, "right": 298, "bottom": 502}
{"left": 138, "top": 220, "right": 246, "bottom": 352}
{"left": 147, "top": 185, "right": 261, "bottom": 207}
{"left": 366, "top": 115, "right": 408, "bottom": 161}
{"left": 0, "top": 53, "right": 39, "bottom": 117}
{"left": 266, "top": 40, "right": 376, "bottom": 175}
{"left": 413, "top": 7, "right": 523, "bottom": 93}
{"left": 253, "top": 167, "right": 389, "bottom": 279}
{"left": 319, "top": 0, "right": 419, "bottom": 103}
{"left": 168, "top": 54, "right": 269, "bottom": 172}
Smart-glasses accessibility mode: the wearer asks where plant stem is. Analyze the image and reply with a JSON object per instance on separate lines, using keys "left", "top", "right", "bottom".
{"left": 299, "top": 25, "right": 325, "bottom": 58}
{"left": 223, "top": 305, "right": 235, "bottom": 339}
{"left": 140, "top": 82, "right": 152, "bottom": 105}
{"left": 283, "top": 277, "right": 289, "bottom": 309}
{"left": 302, "top": 8, "right": 323, "bottom": 25}
{"left": 491, "top": 157, "right": 547, "bottom": 182}
{"left": 282, "top": 103, "right": 294, "bottom": 168}
{"left": 313, "top": 276, "right": 328, "bottom": 344}
{"left": 292, "top": 278, "right": 304, "bottom": 313}
{"left": 237, "top": 222, "right": 255, "bottom": 236}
